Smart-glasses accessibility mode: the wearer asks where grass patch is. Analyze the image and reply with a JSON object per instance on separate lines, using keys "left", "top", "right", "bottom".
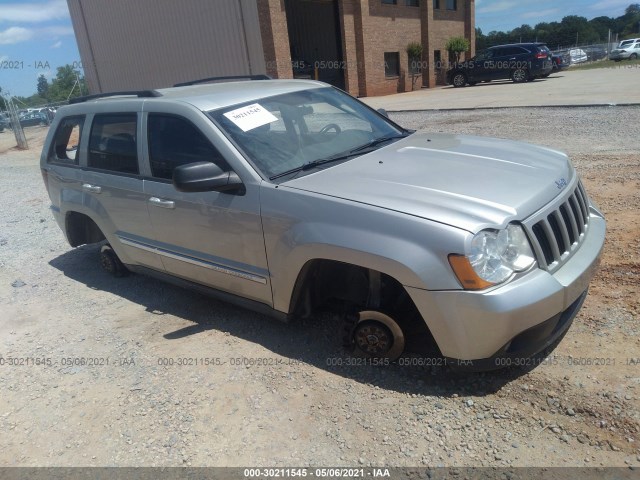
{"left": 569, "top": 58, "right": 640, "bottom": 71}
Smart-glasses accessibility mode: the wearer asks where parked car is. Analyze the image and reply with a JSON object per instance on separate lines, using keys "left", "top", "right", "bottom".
{"left": 447, "top": 43, "right": 553, "bottom": 87}
{"left": 610, "top": 38, "right": 640, "bottom": 61}
{"left": 582, "top": 46, "right": 608, "bottom": 61}
{"left": 568, "top": 48, "right": 588, "bottom": 64}
{"left": 19, "top": 112, "right": 49, "bottom": 127}
{"left": 40, "top": 78, "right": 605, "bottom": 370}
{"left": 1, "top": 112, "right": 11, "bottom": 131}
{"left": 545, "top": 53, "right": 570, "bottom": 76}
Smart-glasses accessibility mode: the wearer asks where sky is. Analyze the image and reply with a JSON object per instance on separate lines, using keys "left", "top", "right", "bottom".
{"left": 476, "top": 0, "right": 633, "bottom": 33}
{"left": 0, "top": 0, "right": 635, "bottom": 98}
{"left": 0, "top": 0, "right": 80, "bottom": 99}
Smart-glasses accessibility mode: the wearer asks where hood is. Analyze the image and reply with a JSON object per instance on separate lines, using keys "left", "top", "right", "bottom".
{"left": 283, "top": 133, "right": 574, "bottom": 233}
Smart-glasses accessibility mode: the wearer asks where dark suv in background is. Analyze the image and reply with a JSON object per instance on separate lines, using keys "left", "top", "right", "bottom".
{"left": 447, "top": 43, "right": 553, "bottom": 87}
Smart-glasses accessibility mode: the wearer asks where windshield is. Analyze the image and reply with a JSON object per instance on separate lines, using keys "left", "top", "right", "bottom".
{"left": 208, "top": 87, "right": 404, "bottom": 180}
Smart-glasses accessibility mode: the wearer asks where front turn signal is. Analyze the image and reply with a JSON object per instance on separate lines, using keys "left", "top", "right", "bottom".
{"left": 448, "top": 254, "right": 494, "bottom": 291}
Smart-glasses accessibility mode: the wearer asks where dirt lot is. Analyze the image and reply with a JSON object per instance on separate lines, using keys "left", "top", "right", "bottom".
{"left": 0, "top": 109, "right": 638, "bottom": 468}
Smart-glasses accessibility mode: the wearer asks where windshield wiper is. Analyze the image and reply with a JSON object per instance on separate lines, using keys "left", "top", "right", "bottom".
{"left": 269, "top": 154, "right": 352, "bottom": 181}
{"left": 269, "top": 133, "right": 411, "bottom": 181}
{"left": 348, "top": 134, "right": 410, "bottom": 154}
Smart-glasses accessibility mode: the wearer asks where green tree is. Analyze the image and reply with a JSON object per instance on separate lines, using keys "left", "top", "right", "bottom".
{"left": 626, "top": 3, "right": 640, "bottom": 15}
{"left": 48, "top": 65, "right": 87, "bottom": 102}
{"left": 37, "top": 74, "right": 49, "bottom": 100}
{"left": 445, "top": 36, "right": 470, "bottom": 64}
{"left": 406, "top": 42, "right": 424, "bottom": 90}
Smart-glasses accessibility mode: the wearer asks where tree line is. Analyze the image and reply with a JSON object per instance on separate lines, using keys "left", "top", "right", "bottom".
{"left": 1, "top": 65, "right": 87, "bottom": 110}
{"left": 476, "top": 3, "right": 640, "bottom": 51}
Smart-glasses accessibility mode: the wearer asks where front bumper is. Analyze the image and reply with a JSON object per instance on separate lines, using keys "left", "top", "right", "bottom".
{"left": 406, "top": 211, "right": 605, "bottom": 367}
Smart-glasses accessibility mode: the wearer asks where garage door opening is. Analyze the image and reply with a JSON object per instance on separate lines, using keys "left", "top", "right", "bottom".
{"left": 284, "top": 0, "right": 345, "bottom": 89}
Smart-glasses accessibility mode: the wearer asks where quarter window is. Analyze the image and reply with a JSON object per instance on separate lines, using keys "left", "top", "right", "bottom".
{"left": 49, "top": 116, "right": 84, "bottom": 165}
{"left": 148, "top": 114, "right": 228, "bottom": 180}
{"left": 88, "top": 114, "right": 139, "bottom": 174}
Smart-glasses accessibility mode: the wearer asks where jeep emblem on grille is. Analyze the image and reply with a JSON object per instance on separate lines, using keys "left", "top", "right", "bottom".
{"left": 555, "top": 178, "right": 568, "bottom": 190}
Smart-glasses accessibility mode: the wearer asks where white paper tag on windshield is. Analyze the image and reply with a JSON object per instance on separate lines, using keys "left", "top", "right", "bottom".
{"left": 223, "top": 103, "right": 278, "bottom": 132}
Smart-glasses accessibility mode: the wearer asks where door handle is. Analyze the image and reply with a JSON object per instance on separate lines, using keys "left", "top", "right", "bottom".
{"left": 149, "top": 197, "right": 175, "bottom": 209}
{"left": 82, "top": 183, "right": 102, "bottom": 194}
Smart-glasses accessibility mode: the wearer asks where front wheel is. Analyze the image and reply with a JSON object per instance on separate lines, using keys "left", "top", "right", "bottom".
{"left": 451, "top": 73, "right": 467, "bottom": 88}
{"left": 511, "top": 68, "right": 529, "bottom": 83}
{"left": 347, "top": 311, "right": 406, "bottom": 361}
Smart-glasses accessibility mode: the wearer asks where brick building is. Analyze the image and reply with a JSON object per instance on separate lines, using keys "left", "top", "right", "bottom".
{"left": 68, "top": 0, "right": 474, "bottom": 97}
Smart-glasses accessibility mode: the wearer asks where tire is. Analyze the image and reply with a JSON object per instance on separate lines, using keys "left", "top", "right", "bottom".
{"left": 349, "top": 311, "right": 406, "bottom": 361}
{"left": 511, "top": 67, "right": 528, "bottom": 83}
{"left": 100, "top": 245, "right": 128, "bottom": 277}
{"left": 630, "top": 54, "right": 638, "bottom": 60}
{"left": 451, "top": 72, "right": 467, "bottom": 88}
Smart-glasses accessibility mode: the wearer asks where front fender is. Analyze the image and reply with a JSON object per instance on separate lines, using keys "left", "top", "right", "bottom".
{"left": 260, "top": 185, "right": 468, "bottom": 313}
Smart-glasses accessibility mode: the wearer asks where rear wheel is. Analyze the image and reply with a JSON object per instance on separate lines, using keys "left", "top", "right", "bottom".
{"left": 100, "top": 245, "right": 128, "bottom": 277}
{"left": 630, "top": 53, "right": 638, "bottom": 60}
{"left": 452, "top": 72, "right": 467, "bottom": 88}
{"left": 511, "top": 67, "right": 528, "bottom": 83}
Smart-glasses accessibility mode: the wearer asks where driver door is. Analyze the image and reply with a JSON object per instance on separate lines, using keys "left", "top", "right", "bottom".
{"left": 142, "top": 111, "right": 272, "bottom": 305}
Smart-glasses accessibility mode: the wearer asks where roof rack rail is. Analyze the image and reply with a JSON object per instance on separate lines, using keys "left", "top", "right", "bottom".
{"left": 69, "top": 90, "right": 162, "bottom": 104}
{"left": 173, "top": 75, "right": 272, "bottom": 87}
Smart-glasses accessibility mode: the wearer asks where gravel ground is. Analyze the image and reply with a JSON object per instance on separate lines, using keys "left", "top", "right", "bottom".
{"left": 0, "top": 108, "right": 638, "bottom": 468}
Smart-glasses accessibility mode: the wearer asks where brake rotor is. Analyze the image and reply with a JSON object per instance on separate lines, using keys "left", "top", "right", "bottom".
{"left": 353, "top": 311, "right": 405, "bottom": 361}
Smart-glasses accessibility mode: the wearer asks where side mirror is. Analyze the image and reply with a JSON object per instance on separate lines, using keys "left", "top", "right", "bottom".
{"left": 173, "top": 161, "right": 244, "bottom": 194}
{"left": 377, "top": 108, "right": 389, "bottom": 118}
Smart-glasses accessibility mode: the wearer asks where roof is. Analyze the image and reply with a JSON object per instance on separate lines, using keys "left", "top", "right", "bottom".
{"left": 66, "top": 79, "right": 329, "bottom": 113}
{"left": 157, "top": 79, "right": 327, "bottom": 110}
{"left": 487, "top": 42, "right": 547, "bottom": 49}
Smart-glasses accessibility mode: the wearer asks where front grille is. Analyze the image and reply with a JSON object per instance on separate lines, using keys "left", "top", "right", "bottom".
{"left": 530, "top": 182, "right": 590, "bottom": 267}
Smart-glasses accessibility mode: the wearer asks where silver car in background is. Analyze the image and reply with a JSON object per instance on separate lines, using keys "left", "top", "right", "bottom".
{"left": 610, "top": 38, "right": 640, "bottom": 61}
{"left": 40, "top": 79, "right": 605, "bottom": 370}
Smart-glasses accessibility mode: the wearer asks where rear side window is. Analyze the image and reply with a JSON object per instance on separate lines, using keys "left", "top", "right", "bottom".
{"left": 49, "top": 116, "right": 84, "bottom": 165}
{"left": 147, "top": 114, "right": 228, "bottom": 180}
{"left": 88, "top": 114, "right": 139, "bottom": 174}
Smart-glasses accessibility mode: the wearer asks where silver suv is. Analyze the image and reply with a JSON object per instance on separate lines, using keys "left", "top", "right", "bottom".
{"left": 41, "top": 78, "right": 605, "bottom": 370}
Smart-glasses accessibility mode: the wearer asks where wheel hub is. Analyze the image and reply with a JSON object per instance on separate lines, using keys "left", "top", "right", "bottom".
{"left": 352, "top": 310, "right": 408, "bottom": 361}
{"left": 355, "top": 322, "right": 393, "bottom": 356}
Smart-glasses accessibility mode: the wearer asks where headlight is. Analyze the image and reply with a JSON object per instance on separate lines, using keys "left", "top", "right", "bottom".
{"left": 449, "top": 224, "right": 536, "bottom": 290}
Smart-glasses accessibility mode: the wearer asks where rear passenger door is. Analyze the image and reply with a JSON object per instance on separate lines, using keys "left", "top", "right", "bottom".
{"left": 84, "top": 112, "right": 163, "bottom": 270}
{"left": 142, "top": 110, "right": 272, "bottom": 305}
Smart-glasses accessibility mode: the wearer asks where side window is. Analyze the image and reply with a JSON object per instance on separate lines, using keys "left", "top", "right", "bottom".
{"left": 49, "top": 116, "right": 84, "bottom": 165}
{"left": 148, "top": 114, "right": 228, "bottom": 180}
{"left": 384, "top": 52, "right": 400, "bottom": 77}
{"left": 88, "top": 114, "right": 139, "bottom": 174}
